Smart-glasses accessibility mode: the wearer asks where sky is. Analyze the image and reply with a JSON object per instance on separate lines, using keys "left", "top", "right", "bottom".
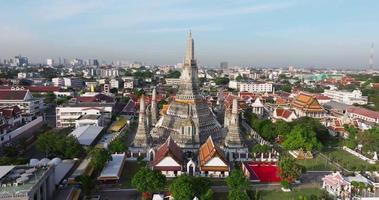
{"left": 0, "top": 0, "right": 378, "bottom": 68}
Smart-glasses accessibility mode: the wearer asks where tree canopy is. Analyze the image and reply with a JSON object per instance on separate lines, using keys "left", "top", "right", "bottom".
{"left": 226, "top": 169, "right": 250, "bottom": 200}
{"left": 108, "top": 138, "right": 127, "bottom": 153}
{"left": 89, "top": 148, "right": 112, "bottom": 171}
{"left": 132, "top": 167, "right": 166, "bottom": 195}
{"left": 169, "top": 175, "right": 212, "bottom": 200}
{"left": 36, "top": 131, "right": 84, "bottom": 158}
{"left": 278, "top": 156, "right": 304, "bottom": 183}
{"left": 214, "top": 77, "right": 230, "bottom": 85}
{"left": 166, "top": 70, "right": 181, "bottom": 78}
{"left": 245, "top": 113, "right": 328, "bottom": 151}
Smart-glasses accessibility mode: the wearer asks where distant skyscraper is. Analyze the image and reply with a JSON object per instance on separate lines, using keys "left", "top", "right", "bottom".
{"left": 47, "top": 58, "right": 54, "bottom": 67}
{"left": 369, "top": 42, "right": 374, "bottom": 70}
{"left": 14, "top": 55, "right": 28, "bottom": 67}
{"left": 220, "top": 61, "right": 228, "bottom": 71}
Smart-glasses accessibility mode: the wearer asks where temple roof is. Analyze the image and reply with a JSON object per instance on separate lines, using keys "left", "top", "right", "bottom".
{"left": 153, "top": 136, "right": 184, "bottom": 166}
{"left": 291, "top": 92, "right": 323, "bottom": 112}
{"left": 199, "top": 136, "right": 227, "bottom": 167}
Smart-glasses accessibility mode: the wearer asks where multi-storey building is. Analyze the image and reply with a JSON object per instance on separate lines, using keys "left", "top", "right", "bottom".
{"left": 52, "top": 77, "right": 83, "bottom": 88}
{"left": 0, "top": 165, "right": 55, "bottom": 200}
{"left": 323, "top": 89, "right": 368, "bottom": 105}
{"left": 228, "top": 81, "right": 273, "bottom": 93}
{"left": 346, "top": 107, "right": 379, "bottom": 124}
{"left": 56, "top": 105, "right": 112, "bottom": 128}
{"left": 0, "top": 89, "right": 43, "bottom": 119}
{"left": 56, "top": 93, "right": 115, "bottom": 128}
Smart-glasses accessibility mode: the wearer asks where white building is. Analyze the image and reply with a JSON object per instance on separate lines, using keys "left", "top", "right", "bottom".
{"left": 110, "top": 79, "right": 119, "bottom": 89}
{"left": 56, "top": 105, "right": 113, "bottom": 128}
{"left": 346, "top": 107, "right": 379, "bottom": 124}
{"left": 100, "top": 69, "right": 119, "bottom": 78}
{"left": 239, "top": 82, "right": 273, "bottom": 93}
{"left": 228, "top": 81, "right": 273, "bottom": 93}
{"left": 46, "top": 58, "right": 54, "bottom": 67}
{"left": 52, "top": 77, "right": 83, "bottom": 88}
{"left": 0, "top": 89, "right": 43, "bottom": 118}
{"left": 323, "top": 89, "right": 368, "bottom": 105}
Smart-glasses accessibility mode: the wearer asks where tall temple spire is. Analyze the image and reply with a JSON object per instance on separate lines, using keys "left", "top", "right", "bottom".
{"left": 151, "top": 87, "right": 158, "bottom": 125}
{"left": 185, "top": 30, "right": 195, "bottom": 63}
{"left": 225, "top": 97, "right": 243, "bottom": 148}
{"left": 133, "top": 95, "right": 150, "bottom": 148}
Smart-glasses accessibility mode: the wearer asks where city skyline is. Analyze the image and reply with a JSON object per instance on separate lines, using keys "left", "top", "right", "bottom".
{"left": 1, "top": 0, "right": 379, "bottom": 68}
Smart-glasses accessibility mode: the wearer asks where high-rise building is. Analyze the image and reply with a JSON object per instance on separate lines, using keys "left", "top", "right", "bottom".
{"left": 220, "top": 61, "right": 228, "bottom": 71}
{"left": 14, "top": 55, "right": 28, "bottom": 67}
{"left": 46, "top": 58, "right": 54, "bottom": 67}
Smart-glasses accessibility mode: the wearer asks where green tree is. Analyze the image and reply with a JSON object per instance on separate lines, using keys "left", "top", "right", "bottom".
{"left": 235, "top": 74, "right": 243, "bottom": 82}
{"left": 63, "top": 135, "right": 84, "bottom": 158}
{"left": 202, "top": 189, "right": 214, "bottom": 200}
{"left": 36, "top": 131, "right": 83, "bottom": 158}
{"left": 132, "top": 167, "right": 166, "bottom": 199}
{"left": 89, "top": 148, "right": 112, "bottom": 171}
{"left": 226, "top": 169, "right": 250, "bottom": 200}
{"left": 75, "top": 175, "right": 94, "bottom": 196}
{"left": 278, "top": 156, "right": 303, "bottom": 183}
{"left": 214, "top": 77, "right": 230, "bottom": 85}
{"left": 274, "top": 120, "right": 292, "bottom": 136}
{"left": 108, "top": 138, "right": 127, "bottom": 153}
{"left": 282, "top": 125, "right": 322, "bottom": 151}
{"left": 169, "top": 175, "right": 211, "bottom": 200}
{"left": 166, "top": 70, "right": 181, "bottom": 78}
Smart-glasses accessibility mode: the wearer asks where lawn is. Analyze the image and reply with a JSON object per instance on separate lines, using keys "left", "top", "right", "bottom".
{"left": 254, "top": 187, "right": 325, "bottom": 200}
{"left": 119, "top": 161, "right": 143, "bottom": 188}
{"left": 296, "top": 154, "right": 337, "bottom": 171}
{"left": 322, "top": 149, "right": 379, "bottom": 171}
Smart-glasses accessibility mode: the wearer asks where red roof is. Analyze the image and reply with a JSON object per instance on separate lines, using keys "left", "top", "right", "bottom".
{"left": 315, "top": 94, "right": 331, "bottom": 100}
{"left": 0, "top": 90, "right": 27, "bottom": 100}
{"left": 275, "top": 108, "right": 293, "bottom": 119}
{"left": 76, "top": 93, "right": 114, "bottom": 103}
{"left": 347, "top": 107, "right": 379, "bottom": 120}
{"left": 27, "top": 86, "right": 60, "bottom": 92}
{"left": 153, "top": 137, "right": 184, "bottom": 167}
{"left": 0, "top": 86, "right": 60, "bottom": 92}
{"left": 0, "top": 106, "right": 21, "bottom": 118}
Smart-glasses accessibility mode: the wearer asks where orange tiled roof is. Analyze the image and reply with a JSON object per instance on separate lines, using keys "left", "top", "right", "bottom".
{"left": 291, "top": 92, "right": 323, "bottom": 112}
{"left": 199, "top": 137, "right": 228, "bottom": 168}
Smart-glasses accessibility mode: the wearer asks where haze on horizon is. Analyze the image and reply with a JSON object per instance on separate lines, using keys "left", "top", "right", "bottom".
{"left": 0, "top": 0, "right": 378, "bottom": 68}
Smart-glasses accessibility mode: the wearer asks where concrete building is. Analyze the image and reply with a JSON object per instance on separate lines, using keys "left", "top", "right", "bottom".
{"left": 0, "top": 165, "right": 55, "bottom": 200}
{"left": 110, "top": 79, "right": 120, "bottom": 89}
{"left": 46, "top": 58, "right": 54, "bottom": 67}
{"left": 323, "top": 89, "right": 368, "bottom": 105}
{"left": 52, "top": 77, "right": 83, "bottom": 88}
{"left": 56, "top": 105, "right": 113, "bottom": 128}
{"left": 229, "top": 81, "right": 273, "bottom": 93}
{"left": 0, "top": 89, "right": 43, "bottom": 118}
{"left": 100, "top": 68, "right": 119, "bottom": 78}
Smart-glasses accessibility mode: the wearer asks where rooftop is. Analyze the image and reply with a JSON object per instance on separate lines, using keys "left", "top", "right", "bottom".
{"left": 69, "top": 125, "right": 104, "bottom": 146}
{"left": 98, "top": 153, "right": 125, "bottom": 180}
{"left": 0, "top": 165, "right": 52, "bottom": 197}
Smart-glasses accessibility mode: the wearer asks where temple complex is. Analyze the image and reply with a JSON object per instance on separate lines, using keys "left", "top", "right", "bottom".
{"left": 149, "top": 32, "right": 224, "bottom": 150}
